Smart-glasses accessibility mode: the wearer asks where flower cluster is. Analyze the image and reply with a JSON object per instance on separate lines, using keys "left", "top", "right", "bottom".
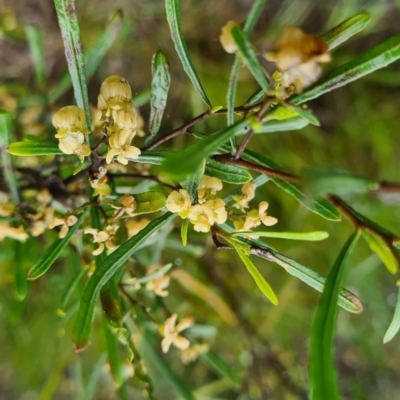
{"left": 166, "top": 176, "right": 228, "bottom": 233}
{"left": 98, "top": 75, "right": 141, "bottom": 165}
{"left": 84, "top": 225, "right": 117, "bottom": 256}
{"left": 52, "top": 106, "right": 91, "bottom": 162}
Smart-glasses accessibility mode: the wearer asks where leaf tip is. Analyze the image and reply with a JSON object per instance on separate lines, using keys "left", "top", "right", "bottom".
{"left": 73, "top": 340, "right": 90, "bottom": 353}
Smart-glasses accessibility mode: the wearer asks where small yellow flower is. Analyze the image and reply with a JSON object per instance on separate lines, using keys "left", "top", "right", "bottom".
{"left": 161, "top": 314, "right": 194, "bottom": 354}
{"left": 113, "top": 194, "right": 137, "bottom": 217}
{"left": 219, "top": 20, "right": 240, "bottom": 54}
{"left": 106, "top": 133, "right": 141, "bottom": 165}
{"left": 210, "top": 198, "right": 228, "bottom": 224}
{"left": 0, "top": 223, "right": 28, "bottom": 242}
{"left": 146, "top": 265, "right": 170, "bottom": 297}
{"left": 90, "top": 167, "right": 111, "bottom": 198}
{"left": 264, "top": 26, "right": 330, "bottom": 92}
{"left": 49, "top": 215, "right": 78, "bottom": 238}
{"left": 52, "top": 105, "right": 89, "bottom": 138}
{"left": 180, "top": 343, "right": 209, "bottom": 365}
{"left": 232, "top": 182, "right": 256, "bottom": 212}
{"left": 84, "top": 225, "right": 117, "bottom": 256}
{"left": 187, "top": 202, "right": 215, "bottom": 233}
{"left": 125, "top": 218, "right": 150, "bottom": 237}
{"left": 242, "top": 201, "right": 278, "bottom": 231}
{"left": 166, "top": 189, "right": 191, "bottom": 218}
{"left": 197, "top": 176, "right": 223, "bottom": 203}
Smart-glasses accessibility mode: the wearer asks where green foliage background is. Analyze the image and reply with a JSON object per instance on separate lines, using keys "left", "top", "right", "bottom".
{"left": 1, "top": 0, "right": 400, "bottom": 399}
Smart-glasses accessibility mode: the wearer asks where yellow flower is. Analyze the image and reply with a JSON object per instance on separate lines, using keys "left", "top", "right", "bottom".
{"left": 0, "top": 223, "right": 28, "bottom": 242}
{"left": 58, "top": 133, "right": 91, "bottom": 162}
{"left": 146, "top": 265, "right": 170, "bottom": 297}
{"left": 84, "top": 225, "right": 117, "bottom": 256}
{"left": 219, "top": 20, "right": 240, "bottom": 54}
{"left": 232, "top": 182, "right": 256, "bottom": 212}
{"left": 243, "top": 201, "right": 278, "bottom": 231}
{"left": 106, "top": 131, "right": 141, "bottom": 165}
{"left": 112, "top": 194, "right": 137, "bottom": 217}
{"left": 180, "top": 344, "right": 209, "bottom": 365}
{"left": 125, "top": 218, "right": 150, "bottom": 237}
{"left": 52, "top": 106, "right": 89, "bottom": 138}
{"left": 187, "top": 202, "right": 215, "bottom": 233}
{"left": 166, "top": 189, "right": 191, "bottom": 218}
{"left": 161, "top": 314, "right": 194, "bottom": 354}
{"left": 90, "top": 167, "right": 111, "bottom": 198}
{"left": 0, "top": 192, "right": 14, "bottom": 217}
{"left": 49, "top": 215, "right": 78, "bottom": 238}
{"left": 197, "top": 176, "right": 223, "bottom": 203}
{"left": 264, "top": 26, "right": 330, "bottom": 92}
{"left": 210, "top": 198, "right": 228, "bottom": 224}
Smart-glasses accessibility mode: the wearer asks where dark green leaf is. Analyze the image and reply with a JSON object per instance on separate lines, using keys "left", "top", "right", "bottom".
{"left": 310, "top": 231, "right": 360, "bottom": 400}
{"left": 184, "top": 159, "right": 205, "bottom": 203}
{"left": 165, "top": 0, "right": 211, "bottom": 108}
{"left": 148, "top": 51, "right": 171, "bottom": 142}
{"left": 27, "top": 209, "right": 88, "bottom": 280}
{"left": 72, "top": 212, "right": 176, "bottom": 351}
{"left": 58, "top": 268, "right": 85, "bottom": 315}
{"left": 231, "top": 26, "right": 269, "bottom": 92}
{"left": 49, "top": 10, "right": 124, "bottom": 103}
{"left": 103, "top": 319, "right": 124, "bottom": 387}
{"left": 162, "top": 119, "right": 248, "bottom": 178}
{"left": 383, "top": 287, "right": 400, "bottom": 344}
{"left": 136, "top": 149, "right": 172, "bottom": 165}
{"left": 134, "top": 191, "right": 167, "bottom": 215}
{"left": 205, "top": 158, "right": 252, "bottom": 184}
{"left": 293, "top": 32, "right": 400, "bottom": 106}
{"left": 8, "top": 141, "right": 62, "bottom": 156}
{"left": 54, "top": 0, "right": 92, "bottom": 145}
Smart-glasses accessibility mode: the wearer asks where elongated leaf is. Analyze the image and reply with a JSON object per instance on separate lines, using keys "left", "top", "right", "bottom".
{"left": 165, "top": 0, "right": 211, "bottom": 107}
{"left": 27, "top": 209, "right": 88, "bottom": 280}
{"left": 14, "top": 241, "right": 28, "bottom": 300}
{"left": 25, "top": 25, "right": 46, "bottom": 92}
{"left": 54, "top": 0, "right": 92, "bottom": 145}
{"left": 103, "top": 319, "right": 124, "bottom": 387}
{"left": 185, "top": 159, "right": 205, "bottom": 203}
{"left": 181, "top": 218, "right": 189, "bottom": 246}
{"left": 49, "top": 10, "right": 123, "bottom": 103}
{"left": 293, "top": 33, "right": 400, "bottom": 106}
{"left": 124, "top": 263, "right": 173, "bottom": 285}
{"left": 321, "top": 13, "right": 371, "bottom": 51}
{"left": 162, "top": 119, "right": 248, "bottom": 178}
{"left": 310, "top": 231, "right": 360, "bottom": 400}
{"left": 200, "top": 352, "right": 241, "bottom": 386}
{"left": 205, "top": 158, "right": 252, "bottom": 184}
{"left": 234, "top": 231, "right": 329, "bottom": 241}
{"left": 306, "top": 167, "right": 378, "bottom": 196}
{"left": 82, "top": 353, "right": 107, "bottom": 400}
{"left": 282, "top": 104, "right": 320, "bottom": 126}
{"left": 234, "top": 235, "right": 363, "bottom": 313}
{"left": 383, "top": 287, "right": 400, "bottom": 343}
{"left": 135, "top": 149, "right": 171, "bottom": 165}
{"left": 231, "top": 26, "right": 269, "bottom": 92}
{"left": 0, "top": 110, "right": 19, "bottom": 202}
{"left": 241, "top": 117, "right": 309, "bottom": 135}
{"left": 73, "top": 212, "right": 176, "bottom": 351}
{"left": 58, "top": 268, "right": 85, "bottom": 314}
{"left": 8, "top": 141, "right": 62, "bottom": 156}
{"left": 147, "top": 51, "right": 171, "bottom": 142}
{"left": 134, "top": 191, "right": 167, "bottom": 215}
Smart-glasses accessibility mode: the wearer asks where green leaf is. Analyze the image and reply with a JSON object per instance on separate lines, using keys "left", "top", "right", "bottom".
{"left": 383, "top": 287, "right": 400, "bottom": 344}
{"left": 14, "top": 241, "right": 28, "bottom": 300}
{"left": 27, "top": 209, "right": 88, "bottom": 280}
{"left": 8, "top": 141, "right": 62, "bottom": 156}
{"left": 310, "top": 231, "right": 360, "bottom": 400}
{"left": 82, "top": 353, "right": 107, "bottom": 400}
{"left": 240, "top": 117, "right": 309, "bottom": 135}
{"left": 321, "top": 13, "right": 371, "bottom": 51}
{"left": 234, "top": 231, "right": 329, "bottom": 241}
{"left": 58, "top": 268, "right": 85, "bottom": 315}
{"left": 103, "top": 319, "right": 124, "bottom": 388}
{"left": 234, "top": 235, "right": 363, "bottom": 314}
{"left": 184, "top": 158, "right": 205, "bottom": 203}
{"left": 200, "top": 352, "right": 241, "bottom": 386}
{"left": 293, "top": 32, "right": 400, "bottom": 106}
{"left": 134, "top": 191, "right": 167, "bottom": 215}
{"left": 181, "top": 219, "right": 189, "bottom": 247}
{"left": 205, "top": 158, "right": 252, "bottom": 184}
{"left": 54, "top": 0, "right": 92, "bottom": 145}
{"left": 49, "top": 10, "right": 124, "bottom": 104}
{"left": 226, "top": 237, "right": 278, "bottom": 305}
{"left": 147, "top": 50, "right": 171, "bottom": 143}
{"left": 0, "top": 110, "right": 19, "bottom": 202}
{"left": 306, "top": 167, "right": 379, "bottom": 196}
{"left": 282, "top": 104, "right": 320, "bottom": 126}
{"left": 231, "top": 26, "right": 269, "bottom": 92}
{"left": 165, "top": 0, "right": 211, "bottom": 108}
{"left": 72, "top": 212, "right": 176, "bottom": 351}
{"left": 162, "top": 119, "right": 248, "bottom": 178}
{"left": 362, "top": 230, "right": 398, "bottom": 274}
{"left": 25, "top": 25, "right": 46, "bottom": 92}
{"left": 136, "top": 149, "right": 171, "bottom": 165}
{"left": 124, "top": 263, "right": 173, "bottom": 285}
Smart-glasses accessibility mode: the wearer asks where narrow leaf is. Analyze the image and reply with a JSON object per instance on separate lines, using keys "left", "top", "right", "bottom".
{"left": 103, "top": 319, "right": 124, "bottom": 387}
{"left": 294, "top": 32, "right": 400, "bottom": 106}
{"left": 72, "top": 212, "right": 176, "bottom": 351}
{"left": 82, "top": 353, "right": 107, "bottom": 400}
{"left": 283, "top": 104, "right": 320, "bottom": 126}
{"left": 321, "top": 13, "right": 371, "bottom": 51}
{"left": 162, "top": 119, "right": 248, "bottom": 178}
{"left": 239, "top": 117, "right": 309, "bottom": 135}
{"left": 49, "top": 10, "right": 124, "bottom": 103}
{"left": 181, "top": 218, "right": 189, "bottom": 246}
{"left": 200, "top": 352, "right": 241, "bottom": 386}
{"left": 310, "top": 231, "right": 360, "bottom": 400}
{"left": 27, "top": 209, "right": 88, "bottom": 280}
{"left": 54, "top": 0, "right": 92, "bottom": 144}
{"left": 383, "top": 287, "right": 400, "bottom": 344}
{"left": 14, "top": 241, "right": 28, "bottom": 300}
{"left": 58, "top": 268, "right": 85, "bottom": 314}
{"left": 134, "top": 191, "right": 167, "bottom": 215}
{"left": 25, "top": 25, "right": 46, "bottom": 92}
{"left": 185, "top": 159, "right": 205, "bottom": 203}
{"left": 124, "top": 263, "right": 173, "bottom": 285}
{"left": 165, "top": 0, "right": 211, "bottom": 107}
{"left": 234, "top": 230, "right": 329, "bottom": 241}
{"left": 205, "top": 158, "right": 252, "bottom": 184}
{"left": 8, "top": 141, "right": 62, "bottom": 156}
{"left": 148, "top": 50, "right": 171, "bottom": 142}
{"left": 231, "top": 26, "right": 269, "bottom": 92}
{"left": 0, "top": 110, "right": 19, "bottom": 202}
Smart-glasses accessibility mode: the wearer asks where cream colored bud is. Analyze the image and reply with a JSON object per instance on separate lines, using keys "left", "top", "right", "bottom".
{"left": 99, "top": 75, "right": 132, "bottom": 109}
{"left": 220, "top": 21, "right": 240, "bottom": 54}
{"left": 52, "top": 106, "right": 89, "bottom": 135}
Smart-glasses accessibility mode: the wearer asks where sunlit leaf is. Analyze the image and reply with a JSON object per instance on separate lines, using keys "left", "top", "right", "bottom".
{"left": 383, "top": 287, "right": 400, "bottom": 344}
{"left": 165, "top": 0, "right": 211, "bottom": 107}
{"left": 8, "top": 141, "right": 62, "bottom": 156}
{"left": 310, "top": 231, "right": 360, "bottom": 400}
{"left": 282, "top": 103, "right": 320, "bottom": 126}
{"left": 27, "top": 209, "right": 89, "bottom": 280}
{"left": 205, "top": 158, "right": 252, "bottom": 184}
{"left": 134, "top": 191, "right": 167, "bottom": 215}
{"left": 234, "top": 230, "right": 329, "bottom": 241}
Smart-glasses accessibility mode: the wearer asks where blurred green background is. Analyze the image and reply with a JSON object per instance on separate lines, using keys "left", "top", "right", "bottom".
{"left": 1, "top": 0, "right": 400, "bottom": 399}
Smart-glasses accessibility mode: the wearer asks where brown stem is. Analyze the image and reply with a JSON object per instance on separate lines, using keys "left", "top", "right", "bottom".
{"left": 213, "top": 154, "right": 300, "bottom": 182}
{"left": 376, "top": 180, "right": 400, "bottom": 193}
{"left": 234, "top": 128, "right": 254, "bottom": 160}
